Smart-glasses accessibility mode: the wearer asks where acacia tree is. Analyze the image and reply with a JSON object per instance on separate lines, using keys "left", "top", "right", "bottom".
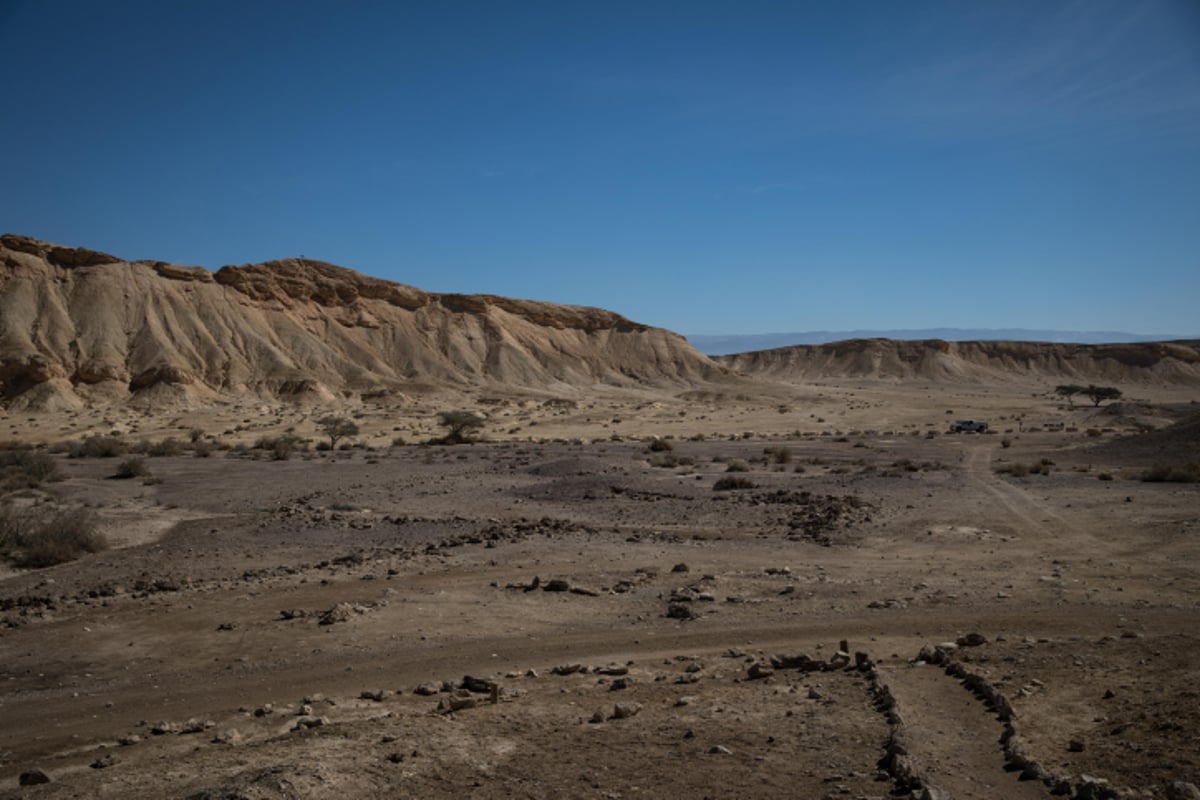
{"left": 435, "top": 411, "right": 484, "bottom": 444}
{"left": 1054, "top": 384, "right": 1084, "bottom": 406}
{"left": 317, "top": 416, "right": 359, "bottom": 448}
{"left": 1082, "top": 385, "right": 1122, "bottom": 407}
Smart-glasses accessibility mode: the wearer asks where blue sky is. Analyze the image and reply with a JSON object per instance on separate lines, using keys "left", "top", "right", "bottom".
{"left": 2, "top": 1, "right": 1198, "bottom": 336}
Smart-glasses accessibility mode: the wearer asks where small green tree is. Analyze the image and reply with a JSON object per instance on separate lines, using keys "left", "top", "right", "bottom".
{"left": 1082, "top": 385, "right": 1122, "bottom": 407}
{"left": 317, "top": 416, "right": 359, "bottom": 449}
{"left": 1054, "top": 384, "right": 1084, "bottom": 406}
{"left": 435, "top": 411, "right": 485, "bottom": 444}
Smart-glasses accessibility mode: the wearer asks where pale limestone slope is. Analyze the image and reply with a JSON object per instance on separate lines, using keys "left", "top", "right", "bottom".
{"left": 0, "top": 235, "right": 728, "bottom": 409}
{"left": 717, "top": 338, "right": 1200, "bottom": 386}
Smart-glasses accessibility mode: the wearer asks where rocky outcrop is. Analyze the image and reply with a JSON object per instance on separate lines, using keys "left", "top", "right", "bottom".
{"left": 0, "top": 234, "right": 728, "bottom": 408}
{"left": 717, "top": 337, "right": 1200, "bottom": 386}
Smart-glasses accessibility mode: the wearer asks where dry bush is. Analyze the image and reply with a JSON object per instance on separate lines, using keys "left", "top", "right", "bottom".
{"left": 113, "top": 457, "right": 150, "bottom": 480}
{"left": 996, "top": 460, "right": 1051, "bottom": 477}
{"left": 725, "top": 460, "right": 750, "bottom": 473}
{"left": 713, "top": 476, "right": 756, "bottom": 491}
{"left": 647, "top": 438, "right": 673, "bottom": 452}
{"left": 765, "top": 446, "right": 792, "bottom": 464}
{"left": 254, "top": 434, "right": 305, "bottom": 460}
{"left": 67, "top": 435, "right": 127, "bottom": 458}
{"left": 0, "top": 504, "right": 107, "bottom": 568}
{"left": 0, "top": 448, "right": 63, "bottom": 489}
{"left": 1141, "top": 464, "right": 1200, "bottom": 483}
{"left": 147, "top": 437, "right": 184, "bottom": 457}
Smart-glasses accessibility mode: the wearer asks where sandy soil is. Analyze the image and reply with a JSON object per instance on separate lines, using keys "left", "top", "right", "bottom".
{"left": 1, "top": 380, "right": 1197, "bottom": 799}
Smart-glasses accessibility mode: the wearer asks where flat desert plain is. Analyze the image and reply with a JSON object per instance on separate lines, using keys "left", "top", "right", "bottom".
{"left": 1, "top": 380, "right": 1198, "bottom": 800}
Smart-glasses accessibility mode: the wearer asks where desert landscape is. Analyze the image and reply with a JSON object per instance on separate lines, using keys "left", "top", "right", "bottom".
{"left": 1, "top": 236, "right": 1199, "bottom": 800}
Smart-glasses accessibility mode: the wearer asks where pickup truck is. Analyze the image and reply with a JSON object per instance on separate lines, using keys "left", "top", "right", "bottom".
{"left": 950, "top": 419, "right": 989, "bottom": 433}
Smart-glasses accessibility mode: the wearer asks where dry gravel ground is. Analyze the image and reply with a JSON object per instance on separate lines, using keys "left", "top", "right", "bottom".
{"left": 1, "top": 385, "right": 1198, "bottom": 799}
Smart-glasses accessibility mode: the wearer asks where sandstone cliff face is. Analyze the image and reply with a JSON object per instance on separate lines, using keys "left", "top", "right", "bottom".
{"left": 0, "top": 235, "right": 726, "bottom": 409}
{"left": 716, "top": 338, "right": 1200, "bottom": 386}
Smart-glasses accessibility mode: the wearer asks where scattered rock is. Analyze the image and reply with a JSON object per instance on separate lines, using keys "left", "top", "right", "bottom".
{"left": 552, "top": 663, "right": 584, "bottom": 676}
{"left": 437, "top": 693, "right": 478, "bottom": 713}
{"left": 747, "top": 663, "right": 774, "bottom": 680}
{"left": 318, "top": 602, "right": 359, "bottom": 625}
{"left": 956, "top": 632, "right": 988, "bottom": 647}
{"left": 708, "top": 745, "right": 732, "bottom": 755}
{"left": 1167, "top": 782, "right": 1200, "bottom": 800}
{"left": 460, "top": 676, "right": 494, "bottom": 695}
{"left": 666, "top": 602, "right": 695, "bottom": 620}
{"left": 19, "top": 768, "right": 51, "bottom": 786}
{"left": 671, "top": 563, "right": 690, "bottom": 573}
{"left": 292, "top": 716, "right": 329, "bottom": 731}
{"left": 90, "top": 754, "right": 118, "bottom": 769}
{"left": 611, "top": 702, "right": 642, "bottom": 720}
{"left": 360, "top": 689, "right": 386, "bottom": 702}
{"left": 1068, "top": 739, "right": 1085, "bottom": 752}
{"left": 212, "top": 729, "right": 243, "bottom": 745}
{"left": 594, "top": 664, "right": 629, "bottom": 676}
{"left": 413, "top": 683, "right": 440, "bottom": 696}
{"left": 542, "top": 579, "right": 571, "bottom": 592}
{"left": 589, "top": 709, "right": 606, "bottom": 724}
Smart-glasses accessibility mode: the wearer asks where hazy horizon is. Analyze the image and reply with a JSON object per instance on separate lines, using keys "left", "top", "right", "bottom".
{"left": 2, "top": 1, "right": 1197, "bottom": 336}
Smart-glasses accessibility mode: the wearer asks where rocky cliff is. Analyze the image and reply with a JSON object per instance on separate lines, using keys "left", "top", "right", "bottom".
{"left": 716, "top": 338, "right": 1200, "bottom": 386}
{"left": 0, "top": 235, "right": 727, "bottom": 410}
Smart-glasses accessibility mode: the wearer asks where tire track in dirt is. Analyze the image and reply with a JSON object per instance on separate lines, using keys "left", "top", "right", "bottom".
{"left": 963, "top": 442, "right": 1090, "bottom": 546}
{"left": 882, "top": 662, "right": 1051, "bottom": 799}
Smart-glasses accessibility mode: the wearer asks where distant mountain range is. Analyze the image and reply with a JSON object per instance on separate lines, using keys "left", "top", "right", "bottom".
{"left": 686, "top": 329, "right": 1196, "bottom": 356}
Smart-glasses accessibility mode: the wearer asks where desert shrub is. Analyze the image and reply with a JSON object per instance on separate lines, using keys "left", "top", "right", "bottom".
{"left": 793, "top": 464, "right": 806, "bottom": 474}
{"left": 113, "top": 457, "right": 150, "bottom": 480}
{"left": 996, "top": 460, "right": 1052, "bottom": 477}
{"left": 1086, "top": 428, "right": 1102, "bottom": 438}
{"left": 391, "top": 436, "right": 407, "bottom": 447}
{"left": 650, "top": 454, "right": 679, "bottom": 468}
{"left": 189, "top": 428, "right": 205, "bottom": 443}
{"left": 0, "top": 449, "right": 63, "bottom": 489}
{"left": 713, "top": 476, "right": 756, "bottom": 491}
{"left": 147, "top": 437, "right": 184, "bottom": 457}
{"left": 0, "top": 504, "right": 106, "bottom": 568}
{"left": 1097, "top": 473, "right": 1114, "bottom": 481}
{"left": 255, "top": 434, "right": 305, "bottom": 461}
{"left": 647, "top": 438, "right": 673, "bottom": 452}
{"left": 67, "top": 435, "right": 127, "bottom": 458}
{"left": 1140, "top": 463, "right": 1200, "bottom": 483}
{"left": 766, "top": 446, "right": 792, "bottom": 465}
{"left": 1000, "top": 438, "right": 1012, "bottom": 449}
{"left": 725, "top": 460, "right": 750, "bottom": 473}
{"left": 192, "top": 440, "right": 214, "bottom": 458}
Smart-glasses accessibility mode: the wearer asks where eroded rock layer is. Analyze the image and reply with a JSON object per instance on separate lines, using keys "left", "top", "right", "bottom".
{"left": 0, "top": 235, "right": 726, "bottom": 408}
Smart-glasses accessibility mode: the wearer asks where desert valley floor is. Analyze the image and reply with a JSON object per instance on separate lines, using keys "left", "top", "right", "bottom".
{"left": 0, "top": 381, "right": 1198, "bottom": 799}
